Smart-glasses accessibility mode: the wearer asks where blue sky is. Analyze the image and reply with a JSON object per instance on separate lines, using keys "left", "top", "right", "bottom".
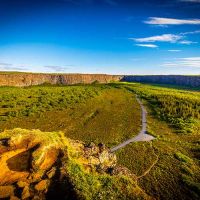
{"left": 0, "top": 0, "right": 200, "bottom": 74}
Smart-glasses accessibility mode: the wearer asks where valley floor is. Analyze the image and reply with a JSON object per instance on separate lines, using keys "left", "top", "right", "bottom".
{"left": 0, "top": 83, "right": 199, "bottom": 199}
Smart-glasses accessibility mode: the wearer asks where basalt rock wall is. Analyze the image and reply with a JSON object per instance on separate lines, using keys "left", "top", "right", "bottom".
{"left": 0, "top": 73, "right": 199, "bottom": 87}
{"left": 122, "top": 75, "right": 200, "bottom": 87}
{"left": 0, "top": 73, "right": 123, "bottom": 87}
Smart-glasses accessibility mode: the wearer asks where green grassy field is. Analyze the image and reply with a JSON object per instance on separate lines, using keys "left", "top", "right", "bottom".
{"left": 0, "top": 83, "right": 199, "bottom": 199}
{"left": 116, "top": 83, "right": 200, "bottom": 200}
{"left": 121, "top": 83, "right": 200, "bottom": 133}
{"left": 0, "top": 84, "right": 141, "bottom": 147}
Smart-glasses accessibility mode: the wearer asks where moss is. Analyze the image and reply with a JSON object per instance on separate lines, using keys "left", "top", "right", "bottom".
{"left": 66, "top": 161, "right": 145, "bottom": 200}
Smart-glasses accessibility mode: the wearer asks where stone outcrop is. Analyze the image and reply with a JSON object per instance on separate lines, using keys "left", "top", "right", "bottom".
{"left": 0, "top": 128, "right": 148, "bottom": 200}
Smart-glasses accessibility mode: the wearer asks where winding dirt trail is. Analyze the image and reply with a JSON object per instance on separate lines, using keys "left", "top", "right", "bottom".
{"left": 110, "top": 96, "right": 155, "bottom": 152}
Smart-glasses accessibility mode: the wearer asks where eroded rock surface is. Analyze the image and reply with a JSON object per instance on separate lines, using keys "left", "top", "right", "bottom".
{"left": 0, "top": 73, "right": 199, "bottom": 87}
{"left": 0, "top": 73, "right": 122, "bottom": 87}
{"left": 0, "top": 128, "right": 150, "bottom": 200}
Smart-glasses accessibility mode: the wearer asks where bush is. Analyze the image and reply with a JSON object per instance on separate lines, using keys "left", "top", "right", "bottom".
{"left": 174, "top": 152, "right": 193, "bottom": 164}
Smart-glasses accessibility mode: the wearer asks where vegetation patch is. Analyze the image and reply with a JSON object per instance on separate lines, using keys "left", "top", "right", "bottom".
{"left": 0, "top": 83, "right": 199, "bottom": 199}
{"left": 0, "top": 85, "right": 141, "bottom": 146}
{"left": 118, "top": 82, "right": 200, "bottom": 133}
{"left": 174, "top": 152, "right": 193, "bottom": 164}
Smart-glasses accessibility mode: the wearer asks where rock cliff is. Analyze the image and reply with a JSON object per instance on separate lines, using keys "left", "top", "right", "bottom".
{"left": 122, "top": 75, "right": 200, "bottom": 87}
{"left": 0, "top": 72, "right": 199, "bottom": 87}
{"left": 0, "top": 73, "right": 123, "bottom": 87}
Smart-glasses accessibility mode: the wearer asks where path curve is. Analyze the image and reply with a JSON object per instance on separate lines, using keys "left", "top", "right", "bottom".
{"left": 110, "top": 96, "right": 155, "bottom": 152}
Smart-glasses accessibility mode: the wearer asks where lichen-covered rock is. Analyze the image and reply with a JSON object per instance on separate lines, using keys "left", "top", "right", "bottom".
{"left": 22, "top": 186, "right": 31, "bottom": 199}
{"left": 0, "top": 149, "right": 29, "bottom": 185}
{"left": 35, "top": 180, "right": 50, "bottom": 192}
{"left": 0, "top": 185, "right": 15, "bottom": 198}
{"left": 0, "top": 128, "right": 150, "bottom": 200}
{"left": 10, "top": 195, "right": 20, "bottom": 200}
{"left": 17, "top": 181, "right": 29, "bottom": 188}
{"left": 46, "top": 167, "right": 56, "bottom": 179}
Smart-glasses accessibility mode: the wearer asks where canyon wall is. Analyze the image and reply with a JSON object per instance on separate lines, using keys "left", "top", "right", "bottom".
{"left": 0, "top": 73, "right": 123, "bottom": 87}
{"left": 0, "top": 73, "right": 199, "bottom": 87}
{"left": 122, "top": 75, "right": 200, "bottom": 87}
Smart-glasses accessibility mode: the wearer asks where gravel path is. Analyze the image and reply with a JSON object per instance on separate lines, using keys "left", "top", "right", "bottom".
{"left": 110, "top": 96, "right": 155, "bottom": 152}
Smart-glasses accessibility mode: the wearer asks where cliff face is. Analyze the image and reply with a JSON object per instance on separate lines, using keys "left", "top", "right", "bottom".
{"left": 0, "top": 73, "right": 123, "bottom": 87}
{"left": 122, "top": 75, "right": 200, "bottom": 87}
{"left": 0, "top": 73, "right": 199, "bottom": 87}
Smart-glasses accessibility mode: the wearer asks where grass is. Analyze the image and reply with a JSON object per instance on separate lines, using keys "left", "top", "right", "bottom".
{"left": 0, "top": 84, "right": 141, "bottom": 147}
{"left": 0, "top": 85, "right": 102, "bottom": 120}
{"left": 0, "top": 82, "right": 199, "bottom": 199}
{"left": 146, "top": 83, "right": 200, "bottom": 92}
{"left": 117, "top": 114, "right": 200, "bottom": 199}
{"left": 66, "top": 161, "right": 146, "bottom": 200}
{"left": 116, "top": 83, "right": 200, "bottom": 200}
{"left": 118, "top": 82, "right": 200, "bottom": 133}
{"left": 174, "top": 152, "right": 193, "bottom": 164}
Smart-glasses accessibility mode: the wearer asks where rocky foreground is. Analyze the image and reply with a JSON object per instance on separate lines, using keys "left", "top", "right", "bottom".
{"left": 0, "top": 128, "right": 150, "bottom": 200}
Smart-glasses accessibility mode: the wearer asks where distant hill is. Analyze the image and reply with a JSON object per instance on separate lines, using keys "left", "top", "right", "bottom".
{"left": 0, "top": 72, "right": 199, "bottom": 87}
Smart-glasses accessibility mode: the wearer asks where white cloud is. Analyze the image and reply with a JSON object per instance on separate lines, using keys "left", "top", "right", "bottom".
{"left": 179, "top": 0, "right": 200, "bottom": 3}
{"left": 136, "top": 44, "right": 158, "bottom": 48}
{"left": 0, "top": 62, "right": 30, "bottom": 71}
{"left": 130, "top": 30, "right": 199, "bottom": 45}
{"left": 0, "top": 63, "right": 13, "bottom": 67}
{"left": 182, "top": 57, "right": 200, "bottom": 60}
{"left": 180, "top": 30, "right": 200, "bottom": 35}
{"left": 162, "top": 57, "right": 200, "bottom": 68}
{"left": 145, "top": 17, "right": 200, "bottom": 25}
{"left": 168, "top": 50, "right": 182, "bottom": 52}
{"left": 44, "top": 65, "right": 74, "bottom": 72}
{"left": 179, "top": 40, "right": 198, "bottom": 44}
{"left": 130, "top": 34, "right": 183, "bottom": 43}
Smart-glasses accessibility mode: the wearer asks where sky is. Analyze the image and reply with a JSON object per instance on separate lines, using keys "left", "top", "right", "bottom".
{"left": 0, "top": 0, "right": 200, "bottom": 75}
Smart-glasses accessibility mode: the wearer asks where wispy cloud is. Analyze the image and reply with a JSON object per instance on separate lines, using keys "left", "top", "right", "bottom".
{"left": 145, "top": 17, "right": 200, "bottom": 25}
{"left": 168, "top": 49, "right": 182, "bottom": 52}
{"left": 180, "top": 30, "right": 200, "bottom": 35}
{"left": 44, "top": 65, "right": 74, "bottom": 72}
{"left": 0, "top": 63, "right": 28, "bottom": 71}
{"left": 179, "top": 0, "right": 200, "bottom": 3}
{"left": 130, "top": 29, "right": 200, "bottom": 45}
{"left": 130, "top": 34, "right": 183, "bottom": 43}
{"left": 0, "top": 63, "right": 13, "bottom": 67}
{"left": 179, "top": 40, "right": 198, "bottom": 44}
{"left": 136, "top": 44, "right": 158, "bottom": 48}
{"left": 162, "top": 57, "right": 200, "bottom": 68}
